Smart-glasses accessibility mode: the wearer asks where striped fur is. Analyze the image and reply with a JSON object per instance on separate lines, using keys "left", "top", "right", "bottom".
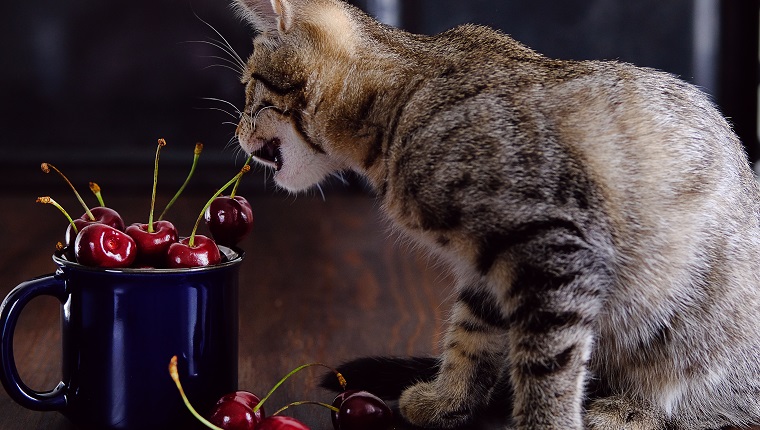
{"left": 233, "top": 1, "right": 760, "bottom": 428}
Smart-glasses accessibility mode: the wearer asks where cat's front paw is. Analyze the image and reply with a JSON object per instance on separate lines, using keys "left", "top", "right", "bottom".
{"left": 399, "top": 381, "right": 473, "bottom": 428}
{"left": 585, "top": 396, "right": 668, "bottom": 430}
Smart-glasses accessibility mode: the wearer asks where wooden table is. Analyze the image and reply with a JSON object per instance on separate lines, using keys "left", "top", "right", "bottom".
{"left": 0, "top": 190, "right": 757, "bottom": 430}
{"left": 0, "top": 191, "right": 452, "bottom": 429}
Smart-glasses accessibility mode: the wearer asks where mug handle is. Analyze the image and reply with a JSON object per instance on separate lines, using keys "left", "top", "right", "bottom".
{"left": 0, "top": 273, "right": 68, "bottom": 411}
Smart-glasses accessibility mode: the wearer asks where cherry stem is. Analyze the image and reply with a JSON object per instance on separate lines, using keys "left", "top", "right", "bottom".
{"left": 159, "top": 142, "right": 203, "bottom": 221}
{"left": 41, "top": 163, "right": 95, "bottom": 221}
{"left": 271, "top": 401, "right": 339, "bottom": 417}
{"left": 188, "top": 165, "right": 250, "bottom": 247}
{"left": 168, "top": 356, "right": 225, "bottom": 430}
{"left": 252, "top": 362, "right": 347, "bottom": 414}
{"left": 147, "top": 138, "right": 167, "bottom": 233}
{"left": 89, "top": 182, "right": 105, "bottom": 207}
{"left": 230, "top": 153, "right": 254, "bottom": 198}
{"left": 36, "top": 196, "right": 78, "bottom": 234}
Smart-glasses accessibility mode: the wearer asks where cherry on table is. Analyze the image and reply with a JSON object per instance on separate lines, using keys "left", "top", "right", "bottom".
{"left": 208, "top": 399, "right": 260, "bottom": 430}
{"left": 208, "top": 390, "right": 265, "bottom": 430}
{"left": 74, "top": 223, "right": 137, "bottom": 268}
{"left": 332, "top": 390, "right": 392, "bottom": 430}
{"left": 217, "top": 391, "right": 264, "bottom": 412}
{"left": 330, "top": 390, "right": 358, "bottom": 430}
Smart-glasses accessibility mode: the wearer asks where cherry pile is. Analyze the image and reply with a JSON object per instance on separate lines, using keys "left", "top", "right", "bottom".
{"left": 169, "top": 357, "right": 393, "bottom": 430}
{"left": 38, "top": 139, "right": 255, "bottom": 269}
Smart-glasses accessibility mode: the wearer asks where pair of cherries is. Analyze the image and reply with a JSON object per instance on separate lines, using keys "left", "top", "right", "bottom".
{"left": 207, "top": 391, "right": 309, "bottom": 430}
{"left": 41, "top": 140, "right": 254, "bottom": 269}
{"left": 170, "top": 358, "right": 393, "bottom": 430}
{"left": 208, "top": 389, "right": 392, "bottom": 430}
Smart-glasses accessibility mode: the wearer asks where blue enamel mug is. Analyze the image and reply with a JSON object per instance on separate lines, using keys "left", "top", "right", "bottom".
{"left": 0, "top": 247, "right": 243, "bottom": 429}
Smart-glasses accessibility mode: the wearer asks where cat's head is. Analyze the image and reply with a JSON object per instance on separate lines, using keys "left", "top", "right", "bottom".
{"left": 234, "top": 0, "right": 368, "bottom": 193}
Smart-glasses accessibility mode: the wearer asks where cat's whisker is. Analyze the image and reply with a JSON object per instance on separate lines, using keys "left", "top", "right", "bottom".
{"left": 223, "top": 134, "right": 241, "bottom": 152}
{"left": 199, "top": 52, "right": 245, "bottom": 70}
{"left": 192, "top": 98, "right": 243, "bottom": 147}
{"left": 315, "top": 183, "right": 326, "bottom": 202}
{"left": 330, "top": 171, "right": 350, "bottom": 186}
{"left": 253, "top": 105, "right": 277, "bottom": 131}
{"left": 234, "top": 148, "right": 248, "bottom": 164}
{"left": 261, "top": 165, "right": 275, "bottom": 188}
{"left": 201, "top": 97, "right": 243, "bottom": 116}
{"left": 202, "top": 64, "right": 246, "bottom": 76}
{"left": 191, "top": 11, "right": 248, "bottom": 70}
{"left": 182, "top": 39, "right": 247, "bottom": 73}
{"left": 208, "top": 37, "right": 247, "bottom": 71}
{"left": 195, "top": 106, "right": 240, "bottom": 120}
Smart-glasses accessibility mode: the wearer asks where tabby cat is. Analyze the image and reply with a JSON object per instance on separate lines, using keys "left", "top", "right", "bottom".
{"left": 232, "top": 0, "right": 760, "bottom": 428}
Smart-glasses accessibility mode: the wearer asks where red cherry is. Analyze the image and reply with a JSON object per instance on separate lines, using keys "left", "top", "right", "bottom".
{"left": 65, "top": 206, "right": 126, "bottom": 247}
{"left": 209, "top": 400, "right": 259, "bottom": 430}
{"left": 334, "top": 391, "right": 392, "bottom": 430}
{"left": 255, "top": 416, "right": 310, "bottom": 430}
{"left": 217, "top": 391, "right": 264, "bottom": 413}
{"left": 74, "top": 223, "right": 137, "bottom": 268}
{"left": 125, "top": 220, "right": 179, "bottom": 266}
{"left": 87, "top": 206, "right": 126, "bottom": 230}
{"left": 166, "top": 235, "right": 221, "bottom": 268}
{"left": 168, "top": 165, "right": 250, "bottom": 268}
{"left": 40, "top": 163, "right": 125, "bottom": 241}
{"left": 331, "top": 390, "right": 359, "bottom": 430}
{"left": 204, "top": 195, "right": 254, "bottom": 247}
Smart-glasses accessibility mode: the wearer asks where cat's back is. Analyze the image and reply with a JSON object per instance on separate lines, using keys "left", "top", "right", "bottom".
{"left": 541, "top": 60, "right": 760, "bottom": 278}
{"left": 396, "top": 26, "right": 760, "bottom": 238}
{"left": 406, "top": 24, "right": 760, "bottom": 237}
{"left": 395, "top": 21, "right": 760, "bottom": 341}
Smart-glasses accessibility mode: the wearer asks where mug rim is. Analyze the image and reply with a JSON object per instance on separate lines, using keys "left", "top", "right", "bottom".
{"left": 52, "top": 245, "right": 244, "bottom": 274}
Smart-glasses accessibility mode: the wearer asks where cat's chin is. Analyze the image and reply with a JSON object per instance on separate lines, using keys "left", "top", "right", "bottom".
{"left": 269, "top": 158, "right": 338, "bottom": 194}
{"left": 272, "top": 172, "right": 323, "bottom": 193}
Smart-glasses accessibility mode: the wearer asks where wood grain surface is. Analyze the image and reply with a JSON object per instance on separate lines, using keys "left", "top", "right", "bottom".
{"left": 0, "top": 191, "right": 756, "bottom": 430}
{"left": 0, "top": 192, "right": 453, "bottom": 429}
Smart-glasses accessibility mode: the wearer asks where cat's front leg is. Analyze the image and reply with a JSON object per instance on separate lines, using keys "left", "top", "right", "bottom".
{"left": 399, "top": 279, "right": 511, "bottom": 428}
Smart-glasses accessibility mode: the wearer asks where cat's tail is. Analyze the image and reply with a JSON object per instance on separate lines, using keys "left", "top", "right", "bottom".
{"left": 320, "top": 356, "right": 440, "bottom": 399}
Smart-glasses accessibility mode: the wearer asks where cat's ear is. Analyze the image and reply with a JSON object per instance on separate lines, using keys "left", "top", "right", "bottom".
{"left": 235, "top": 0, "right": 294, "bottom": 35}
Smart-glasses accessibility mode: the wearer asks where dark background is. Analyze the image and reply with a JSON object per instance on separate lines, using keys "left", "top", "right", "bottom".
{"left": 2, "top": 0, "right": 758, "bottom": 197}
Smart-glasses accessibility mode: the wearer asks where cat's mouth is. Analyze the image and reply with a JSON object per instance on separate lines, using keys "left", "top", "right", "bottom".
{"left": 251, "top": 139, "right": 283, "bottom": 171}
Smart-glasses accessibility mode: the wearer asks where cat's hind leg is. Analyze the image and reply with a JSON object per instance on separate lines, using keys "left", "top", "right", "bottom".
{"left": 584, "top": 396, "right": 671, "bottom": 430}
